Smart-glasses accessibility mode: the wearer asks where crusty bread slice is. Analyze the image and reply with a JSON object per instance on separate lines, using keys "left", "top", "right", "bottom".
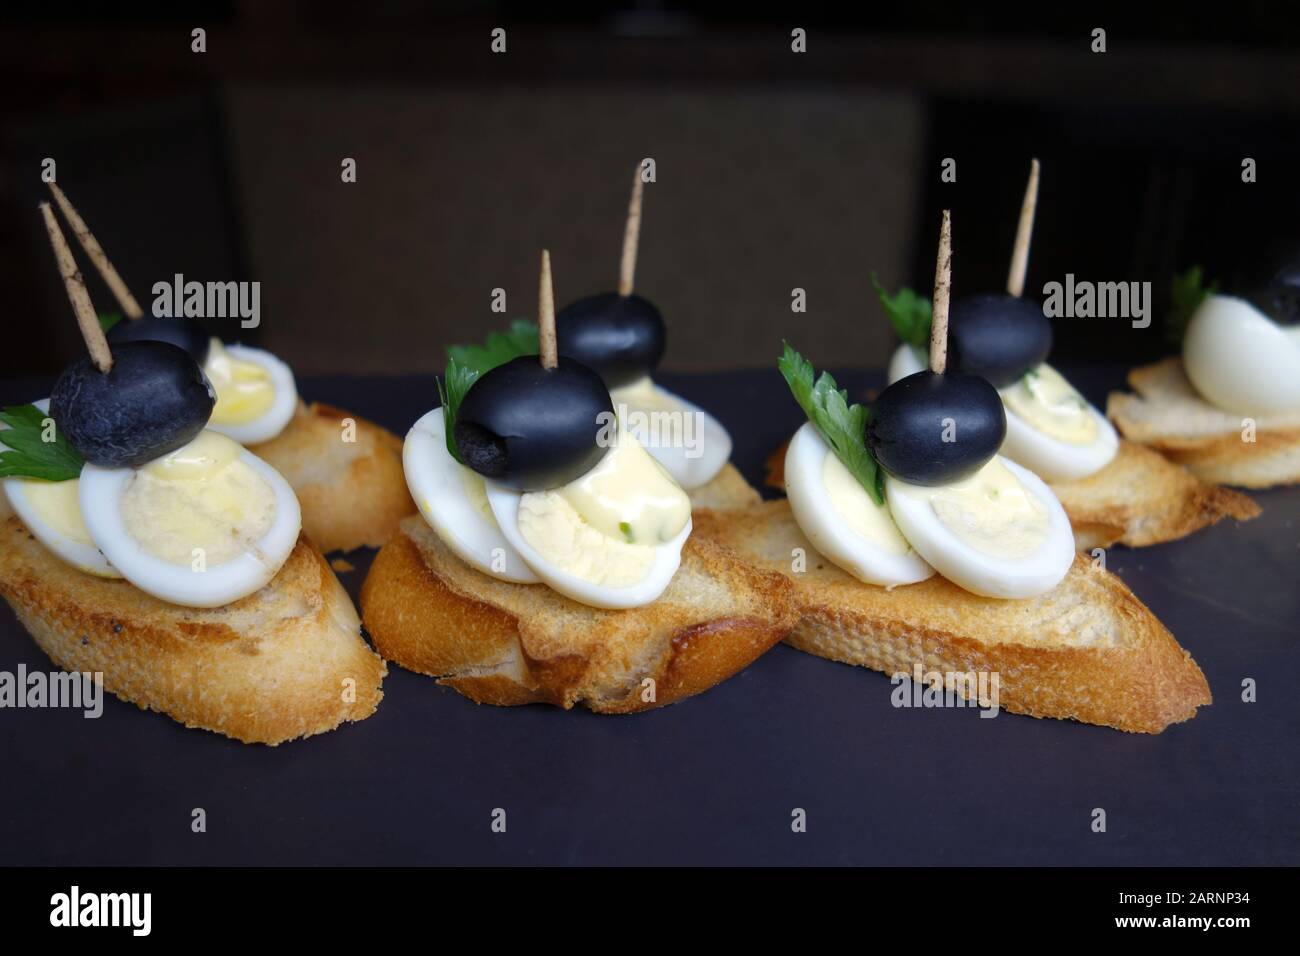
{"left": 762, "top": 434, "right": 1257, "bottom": 550}
{"left": 1108, "top": 357, "right": 1300, "bottom": 488}
{"left": 360, "top": 513, "right": 799, "bottom": 712}
{"left": 1045, "top": 439, "right": 1259, "bottom": 549}
{"left": 687, "top": 461, "right": 762, "bottom": 511}
{"left": 250, "top": 401, "right": 415, "bottom": 553}
{"left": 693, "top": 501, "right": 1210, "bottom": 733}
{"left": 0, "top": 517, "right": 386, "bottom": 745}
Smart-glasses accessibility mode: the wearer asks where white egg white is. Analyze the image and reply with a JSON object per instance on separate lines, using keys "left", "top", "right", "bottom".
{"left": 78, "top": 442, "right": 301, "bottom": 608}
{"left": 1, "top": 398, "right": 121, "bottom": 577}
{"left": 886, "top": 456, "right": 1074, "bottom": 599}
{"left": 4, "top": 477, "right": 122, "bottom": 578}
{"left": 485, "top": 480, "right": 690, "bottom": 610}
{"left": 999, "top": 392, "right": 1119, "bottom": 483}
{"left": 403, "top": 409, "right": 538, "bottom": 583}
{"left": 608, "top": 379, "right": 732, "bottom": 490}
{"left": 784, "top": 422, "right": 933, "bottom": 586}
{"left": 1183, "top": 294, "right": 1300, "bottom": 416}
{"left": 887, "top": 343, "right": 927, "bottom": 384}
{"left": 0, "top": 396, "right": 45, "bottom": 524}
{"left": 890, "top": 343, "right": 1117, "bottom": 482}
{"left": 204, "top": 343, "right": 299, "bottom": 445}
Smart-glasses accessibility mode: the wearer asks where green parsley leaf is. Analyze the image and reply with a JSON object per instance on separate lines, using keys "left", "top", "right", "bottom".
{"left": 439, "top": 320, "right": 542, "bottom": 464}
{"left": 777, "top": 342, "right": 884, "bottom": 506}
{"left": 436, "top": 356, "right": 479, "bottom": 465}
{"left": 447, "top": 319, "right": 539, "bottom": 377}
{"left": 872, "top": 273, "right": 932, "bottom": 351}
{"left": 98, "top": 311, "right": 123, "bottom": 333}
{"left": 619, "top": 521, "right": 634, "bottom": 543}
{"left": 0, "top": 405, "right": 85, "bottom": 482}
{"left": 1166, "top": 266, "right": 1218, "bottom": 347}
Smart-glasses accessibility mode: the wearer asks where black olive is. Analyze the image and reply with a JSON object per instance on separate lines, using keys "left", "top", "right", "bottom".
{"left": 1243, "top": 256, "right": 1300, "bottom": 326}
{"left": 866, "top": 370, "right": 1007, "bottom": 486}
{"left": 947, "top": 294, "right": 1053, "bottom": 387}
{"left": 107, "top": 315, "right": 212, "bottom": 365}
{"left": 453, "top": 355, "right": 614, "bottom": 491}
{"left": 555, "top": 292, "right": 666, "bottom": 388}
{"left": 49, "top": 341, "right": 216, "bottom": 468}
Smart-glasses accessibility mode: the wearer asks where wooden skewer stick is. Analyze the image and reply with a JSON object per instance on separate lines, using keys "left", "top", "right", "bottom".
{"left": 1005, "top": 158, "right": 1039, "bottom": 298}
{"left": 617, "top": 165, "right": 644, "bottom": 297}
{"left": 47, "top": 182, "right": 144, "bottom": 320}
{"left": 539, "top": 249, "right": 558, "bottom": 369}
{"left": 40, "top": 202, "right": 113, "bottom": 373}
{"left": 929, "top": 210, "right": 952, "bottom": 375}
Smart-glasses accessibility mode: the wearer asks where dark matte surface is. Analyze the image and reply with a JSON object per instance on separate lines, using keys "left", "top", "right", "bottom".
{"left": 0, "top": 367, "right": 1296, "bottom": 867}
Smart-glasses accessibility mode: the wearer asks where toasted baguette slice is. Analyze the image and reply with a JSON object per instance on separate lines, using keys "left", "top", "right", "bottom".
{"left": 1047, "top": 439, "right": 1259, "bottom": 549}
{"left": 762, "top": 434, "right": 1257, "bottom": 550}
{"left": 360, "top": 514, "right": 799, "bottom": 712}
{"left": 0, "top": 517, "right": 386, "bottom": 745}
{"left": 1108, "top": 357, "right": 1300, "bottom": 488}
{"left": 687, "top": 462, "right": 762, "bottom": 511}
{"left": 693, "top": 501, "right": 1210, "bottom": 733}
{"left": 250, "top": 401, "right": 415, "bottom": 553}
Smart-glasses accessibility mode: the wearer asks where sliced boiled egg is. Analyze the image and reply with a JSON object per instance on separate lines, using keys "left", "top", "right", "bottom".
{"left": 888, "top": 345, "right": 1117, "bottom": 481}
{"left": 1183, "top": 294, "right": 1300, "bottom": 416}
{"left": 887, "top": 342, "right": 927, "bottom": 384}
{"left": 78, "top": 430, "right": 300, "bottom": 607}
{"left": 485, "top": 429, "right": 691, "bottom": 609}
{"left": 784, "top": 422, "right": 933, "bottom": 586}
{"left": 202, "top": 339, "right": 298, "bottom": 445}
{"left": 998, "top": 364, "right": 1118, "bottom": 481}
{"left": 608, "top": 376, "right": 732, "bottom": 490}
{"left": 1, "top": 398, "right": 121, "bottom": 578}
{"left": 403, "top": 409, "right": 538, "bottom": 583}
{"left": 886, "top": 455, "right": 1074, "bottom": 599}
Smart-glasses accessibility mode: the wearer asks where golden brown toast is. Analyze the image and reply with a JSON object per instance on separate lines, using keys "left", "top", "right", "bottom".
{"left": 1108, "top": 357, "right": 1300, "bottom": 488}
{"left": 763, "top": 434, "right": 1257, "bottom": 550}
{"left": 250, "top": 401, "right": 415, "bottom": 552}
{"left": 693, "top": 501, "right": 1211, "bottom": 733}
{"left": 0, "top": 517, "right": 386, "bottom": 745}
{"left": 1046, "top": 438, "right": 1259, "bottom": 549}
{"left": 360, "top": 514, "right": 799, "bottom": 712}
{"left": 687, "top": 461, "right": 762, "bottom": 511}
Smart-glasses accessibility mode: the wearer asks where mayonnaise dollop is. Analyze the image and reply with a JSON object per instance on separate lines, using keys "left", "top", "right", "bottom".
{"left": 1001, "top": 363, "right": 1098, "bottom": 444}
{"left": 121, "top": 431, "right": 276, "bottom": 566}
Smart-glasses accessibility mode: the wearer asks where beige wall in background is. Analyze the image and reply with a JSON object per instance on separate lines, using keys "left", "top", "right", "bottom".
{"left": 222, "top": 84, "right": 923, "bottom": 376}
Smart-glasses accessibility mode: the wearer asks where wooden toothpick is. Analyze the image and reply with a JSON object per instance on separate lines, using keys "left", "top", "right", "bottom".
{"left": 47, "top": 182, "right": 144, "bottom": 320}
{"left": 1006, "top": 158, "right": 1039, "bottom": 298}
{"left": 930, "top": 210, "right": 952, "bottom": 375}
{"left": 40, "top": 202, "right": 113, "bottom": 373}
{"left": 539, "top": 249, "right": 558, "bottom": 369}
{"left": 617, "top": 165, "right": 644, "bottom": 297}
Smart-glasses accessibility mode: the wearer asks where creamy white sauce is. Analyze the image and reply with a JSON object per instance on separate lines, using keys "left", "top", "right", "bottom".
{"left": 516, "top": 491, "right": 656, "bottom": 587}
{"left": 121, "top": 431, "right": 275, "bottom": 566}
{"left": 556, "top": 430, "right": 690, "bottom": 545}
{"left": 204, "top": 338, "right": 275, "bottom": 426}
{"left": 821, "top": 449, "right": 910, "bottom": 555}
{"left": 13, "top": 478, "right": 92, "bottom": 544}
{"left": 893, "top": 458, "right": 1049, "bottom": 559}
{"left": 1001, "top": 363, "right": 1098, "bottom": 444}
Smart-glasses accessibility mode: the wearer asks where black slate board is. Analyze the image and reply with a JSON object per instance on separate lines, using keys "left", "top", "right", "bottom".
{"left": 1, "top": 367, "right": 1296, "bottom": 866}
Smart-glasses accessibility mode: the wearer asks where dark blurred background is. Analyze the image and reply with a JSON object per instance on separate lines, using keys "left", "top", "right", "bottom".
{"left": 2, "top": 2, "right": 1298, "bottom": 379}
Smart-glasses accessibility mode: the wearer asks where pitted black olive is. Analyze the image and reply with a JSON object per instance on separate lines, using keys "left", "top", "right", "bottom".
{"left": 107, "top": 315, "right": 212, "bottom": 365}
{"left": 1243, "top": 255, "right": 1300, "bottom": 326}
{"left": 555, "top": 292, "right": 666, "bottom": 388}
{"left": 454, "top": 355, "right": 614, "bottom": 491}
{"left": 947, "top": 294, "right": 1053, "bottom": 387}
{"left": 49, "top": 341, "right": 216, "bottom": 468}
{"left": 866, "top": 370, "right": 1007, "bottom": 486}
